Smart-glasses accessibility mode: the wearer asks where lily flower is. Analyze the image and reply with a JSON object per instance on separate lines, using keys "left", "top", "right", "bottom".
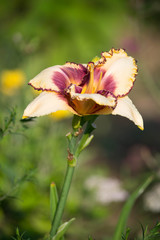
{"left": 23, "top": 49, "right": 143, "bottom": 130}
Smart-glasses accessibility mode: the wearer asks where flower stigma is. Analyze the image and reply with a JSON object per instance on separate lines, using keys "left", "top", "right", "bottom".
{"left": 86, "top": 63, "right": 95, "bottom": 93}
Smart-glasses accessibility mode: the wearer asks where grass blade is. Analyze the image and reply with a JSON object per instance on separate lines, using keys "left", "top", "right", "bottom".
{"left": 113, "top": 175, "right": 154, "bottom": 240}
{"left": 50, "top": 182, "right": 59, "bottom": 222}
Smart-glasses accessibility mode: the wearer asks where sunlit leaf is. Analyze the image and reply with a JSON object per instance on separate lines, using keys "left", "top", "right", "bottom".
{"left": 52, "top": 218, "right": 75, "bottom": 240}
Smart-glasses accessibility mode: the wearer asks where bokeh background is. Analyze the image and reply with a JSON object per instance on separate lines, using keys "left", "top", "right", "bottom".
{"left": 0, "top": 0, "right": 160, "bottom": 239}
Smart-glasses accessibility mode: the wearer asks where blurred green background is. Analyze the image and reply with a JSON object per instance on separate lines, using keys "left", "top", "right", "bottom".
{"left": 0, "top": 0, "right": 160, "bottom": 239}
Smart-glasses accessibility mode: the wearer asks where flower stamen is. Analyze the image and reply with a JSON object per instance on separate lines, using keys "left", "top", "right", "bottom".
{"left": 95, "top": 71, "right": 103, "bottom": 92}
{"left": 85, "top": 63, "right": 94, "bottom": 93}
{"left": 81, "top": 84, "right": 87, "bottom": 94}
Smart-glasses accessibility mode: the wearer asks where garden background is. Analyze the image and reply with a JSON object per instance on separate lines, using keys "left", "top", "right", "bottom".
{"left": 0, "top": 0, "right": 160, "bottom": 239}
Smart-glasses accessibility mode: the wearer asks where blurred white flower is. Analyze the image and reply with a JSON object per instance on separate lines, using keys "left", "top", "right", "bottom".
{"left": 85, "top": 176, "right": 128, "bottom": 204}
{"left": 144, "top": 183, "right": 160, "bottom": 213}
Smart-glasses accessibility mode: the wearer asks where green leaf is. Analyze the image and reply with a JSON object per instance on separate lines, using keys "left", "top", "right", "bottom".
{"left": 113, "top": 175, "right": 154, "bottom": 240}
{"left": 11, "top": 228, "right": 30, "bottom": 240}
{"left": 72, "top": 115, "right": 82, "bottom": 130}
{"left": 20, "top": 117, "right": 35, "bottom": 122}
{"left": 88, "top": 236, "right": 94, "bottom": 240}
{"left": 121, "top": 228, "right": 130, "bottom": 240}
{"left": 78, "top": 134, "right": 94, "bottom": 153}
{"left": 92, "top": 56, "right": 100, "bottom": 63}
{"left": 50, "top": 182, "right": 59, "bottom": 222}
{"left": 144, "top": 222, "right": 160, "bottom": 240}
{"left": 141, "top": 223, "right": 147, "bottom": 240}
{"left": 52, "top": 218, "right": 75, "bottom": 240}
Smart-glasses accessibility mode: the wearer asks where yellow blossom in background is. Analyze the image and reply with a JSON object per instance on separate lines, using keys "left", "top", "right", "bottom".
{"left": 50, "top": 110, "right": 72, "bottom": 120}
{"left": 1, "top": 69, "right": 25, "bottom": 95}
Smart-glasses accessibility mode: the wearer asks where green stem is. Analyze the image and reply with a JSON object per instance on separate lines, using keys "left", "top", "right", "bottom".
{"left": 50, "top": 162, "right": 75, "bottom": 239}
{"left": 49, "top": 115, "right": 97, "bottom": 239}
{"left": 75, "top": 116, "right": 97, "bottom": 157}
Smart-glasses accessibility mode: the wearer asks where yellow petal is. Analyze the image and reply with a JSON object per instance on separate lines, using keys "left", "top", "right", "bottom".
{"left": 23, "top": 92, "right": 76, "bottom": 118}
{"left": 111, "top": 96, "right": 144, "bottom": 130}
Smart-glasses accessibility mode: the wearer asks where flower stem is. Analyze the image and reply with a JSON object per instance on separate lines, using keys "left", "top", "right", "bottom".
{"left": 49, "top": 115, "right": 97, "bottom": 239}
{"left": 50, "top": 162, "right": 75, "bottom": 238}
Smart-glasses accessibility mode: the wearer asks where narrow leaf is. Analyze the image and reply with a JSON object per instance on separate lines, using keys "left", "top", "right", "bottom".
{"left": 72, "top": 115, "right": 81, "bottom": 130}
{"left": 78, "top": 134, "right": 94, "bottom": 153}
{"left": 113, "top": 175, "right": 154, "bottom": 240}
{"left": 52, "top": 218, "right": 75, "bottom": 240}
{"left": 50, "top": 182, "right": 59, "bottom": 222}
{"left": 145, "top": 222, "right": 160, "bottom": 240}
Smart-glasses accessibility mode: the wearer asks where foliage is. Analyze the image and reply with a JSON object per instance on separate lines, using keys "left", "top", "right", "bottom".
{"left": 12, "top": 228, "right": 30, "bottom": 240}
{"left": 113, "top": 175, "right": 154, "bottom": 240}
{"left": 142, "top": 223, "right": 160, "bottom": 240}
{"left": 0, "top": 107, "right": 17, "bottom": 139}
{"left": 122, "top": 223, "right": 160, "bottom": 240}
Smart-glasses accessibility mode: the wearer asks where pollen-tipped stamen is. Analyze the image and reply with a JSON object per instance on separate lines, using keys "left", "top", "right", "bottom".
{"left": 95, "top": 71, "right": 103, "bottom": 92}
{"left": 85, "top": 63, "right": 94, "bottom": 93}
{"left": 81, "top": 84, "right": 87, "bottom": 94}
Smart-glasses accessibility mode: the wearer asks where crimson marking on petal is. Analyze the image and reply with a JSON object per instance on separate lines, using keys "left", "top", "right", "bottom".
{"left": 79, "top": 72, "right": 90, "bottom": 87}
{"left": 56, "top": 92, "right": 68, "bottom": 101}
{"left": 97, "top": 90, "right": 117, "bottom": 109}
{"left": 79, "top": 67, "right": 105, "bottom": 88}
{"left": 28, "top": 82, "right": 60, "bottom": 93}
{"left": 75, "top": 85, "right": 82, "bottom": 93}
{"left": 97, "top": 56, "right": 106, "bottom": 66}
{"left": 88, "top": 104, "right": 106, "bottom": 114}
{"left": 116, "top": 79, "right": 135, "bottom": 98}
{"left": 63, "top": 83, "right": 81, "bottom": 94}
{"left": 87, "top": 61, "right": 94, "bottom": 65}
{"left": 61, "top": 64, "right": 88, "bottom": 86}
{"left": 102, "top": 74, "right": 116, "bottom": 93}
{"left": 52, "top": 71, "right": 69, "bottom": 91}
{"left": 94, "top": 68, "right": 105, "bottom": 83}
